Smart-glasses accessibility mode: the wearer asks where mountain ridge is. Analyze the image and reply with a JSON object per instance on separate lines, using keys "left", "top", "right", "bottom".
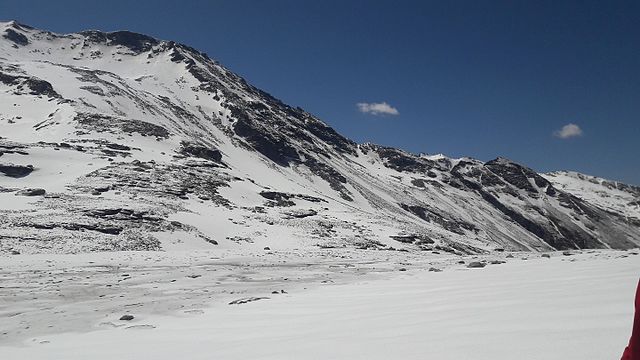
{"left": 1, "top": 21, "right": 638, "bottom": 254}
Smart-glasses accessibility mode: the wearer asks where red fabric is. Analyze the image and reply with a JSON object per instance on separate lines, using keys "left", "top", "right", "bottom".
{"left": 623, "top": 279, "right": 640, "bottom": 360}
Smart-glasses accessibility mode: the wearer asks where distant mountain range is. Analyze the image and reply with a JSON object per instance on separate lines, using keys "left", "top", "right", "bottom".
{"left": 1, "top": 21, "right": 638, "bottom": 254}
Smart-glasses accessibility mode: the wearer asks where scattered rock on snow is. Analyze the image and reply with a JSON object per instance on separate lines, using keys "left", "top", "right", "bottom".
{"left": 284, "top": 209, "right": 317, "bottom": 219}
{"left": 467, "top": 261, "right": 486, "bottom": 268}
{"left": 228, "top": 297, "right": 269, "bottom": 305}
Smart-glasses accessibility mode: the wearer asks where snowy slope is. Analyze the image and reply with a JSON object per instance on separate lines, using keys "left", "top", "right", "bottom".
{"left": 1, "top": 20, "right": 639, "bottom": 254}
{"left": 544, "top": 171, "right": 640, "bottom": 221}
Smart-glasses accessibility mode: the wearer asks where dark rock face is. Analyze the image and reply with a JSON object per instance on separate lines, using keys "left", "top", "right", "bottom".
{"left": 0, "top": 72, "right": 61, "bottom": 98}
{"left": 80, "top": 30, "right": 158, "bottom": 53}
{"left": 119, "top": 314, "right": 134, "bottom": 321}
{"left": 369, "top": 145, "right": 435, "bottom": 173}
{"left": 399, "top": 204, "right": 478, "bottom": 235}
{"left": 233, "top": 118, "right": 299, "bottom": 166}
{"left": 0, "top": 164, "right": 33, "bottom": 178}
{"left": 3, "top": 28, "right": 28, "bottom": 46}
{"left": 180, "top": 142, "right": 222, "bottom": 163}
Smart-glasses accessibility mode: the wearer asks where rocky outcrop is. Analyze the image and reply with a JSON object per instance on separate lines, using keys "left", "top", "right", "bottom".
{"left": 3, "top": 28, "right": 28, "bottom": 46}
{"left": 180, "top": 141, "right": 222, "bottom": 163}
{"left": 0, "top": 164, "right": 33, "bottom": 178}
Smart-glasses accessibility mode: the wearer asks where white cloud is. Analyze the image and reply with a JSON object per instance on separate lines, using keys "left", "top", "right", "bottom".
{"left": 553, "top": 123, "right": 583, "bottom": 139}
{"left": 356, "top": 102, "right": 399, "bottom": 116}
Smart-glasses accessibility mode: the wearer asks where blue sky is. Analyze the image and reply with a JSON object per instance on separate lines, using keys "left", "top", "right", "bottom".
{"left": 2, "top": 0, "right": 639, "bottom": 183}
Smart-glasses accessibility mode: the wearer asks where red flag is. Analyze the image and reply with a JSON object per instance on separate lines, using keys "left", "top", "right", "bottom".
{"left": 622, "top": 279, "right": 640, "bottom": 360}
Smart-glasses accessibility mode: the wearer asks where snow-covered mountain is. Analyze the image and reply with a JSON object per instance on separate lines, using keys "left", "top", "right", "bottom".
{"left": 543, "top": 171, "right": 640, "bottom": 221}
{"left": 1, "top": 21, "right": 638, "bottom": 254}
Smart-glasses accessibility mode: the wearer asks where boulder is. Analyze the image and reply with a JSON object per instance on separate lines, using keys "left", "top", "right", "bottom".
{"left": 467, "top": 261, "right": 486, "bottom": 268}
{"left": 15, "top": 188, "right": 46, "bottom": 196}
{"left": 0, "top": 164, "right": 33, "bottom": 178}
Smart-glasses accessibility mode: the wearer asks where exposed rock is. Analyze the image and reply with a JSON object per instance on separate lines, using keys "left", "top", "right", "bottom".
{"left": 119, "top": 314, "right": 134, "bottom": 321}
{"left": 284, "top": 209, "right": 318, "bottom": 219}
{"left": 180, "top": 141, "right": 223, "bottom": 162}
{"left": 228, "top": 297, "right": 269, "bottom": 305}
{"left": 15, "top": 188, "right": 46, "bottom": 196}
{"left": 3, "top": 28, "right": 28, "bottom": 46}
{"left": 467, "top": 261, "right": 486, "bottom": 268}
{"left": 0, "top": 163, "right": 33, "bottom": 178}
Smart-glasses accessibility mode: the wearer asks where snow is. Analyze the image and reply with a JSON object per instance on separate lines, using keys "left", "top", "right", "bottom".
{"left": 0, "top": 250, "right": 637, "bottom": 359}
{"left": 544, "top": 171, "right": 640, "bottom": 220}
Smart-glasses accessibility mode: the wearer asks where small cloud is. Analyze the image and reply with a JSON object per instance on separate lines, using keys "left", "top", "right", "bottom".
{"left": 356, "top": 102, "right": 399, "bottom": 116}
{"left": 553, "top": 123, "right": 583, "bottom": 139}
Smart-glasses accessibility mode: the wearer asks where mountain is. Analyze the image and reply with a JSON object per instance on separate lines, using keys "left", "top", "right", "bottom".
{"left": 1, "top": 20, "right": 638, "bottom": 255}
